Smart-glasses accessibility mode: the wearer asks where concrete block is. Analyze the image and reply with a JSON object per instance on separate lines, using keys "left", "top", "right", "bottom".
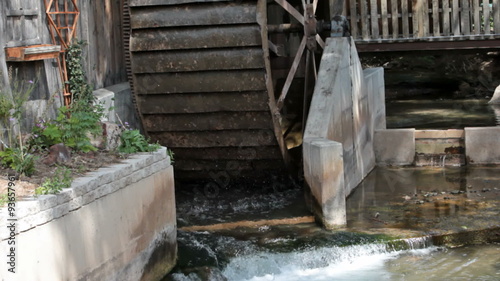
{"left": 52, "top": 202, "right": 70, "bottom": 219}
{"left": 107, "top": 82, "right": 141, "bottom": 130}
{"left": 94, "top": 184, "right": 114, "bottom": 199}
{"left": 56, "top": 189, "right": 74, "bottom": 205}
{"left": 72, "top": 177, "right": 99, "bottom": 196}
{"left": 93, "top": 88, "right": 116, "bottom": 123}
{"left": 374, "top": 129, "right": 415, "bottom": 165}
{"left": 82, "top": 189, "right": 99, "bottom": 206}
{"left": 17, "top": 198, "right": 43, "bottom": 218}
{"left": 152, "top": 147, "right": 168, "bottom": 163}
{"left": 304, "top": 138, "right": 346, "bottom": 229}
{"left": 37, "top": 194, "right": 59, "bottom": 211}
{"left": 111, "top": 162, "right": 135, "bottom": 181}
{"left": 69, "top": 196, "right": 83, "bottom": 211}
{"left": 86, "top": 168, "right": 114, "bottom": 185}
{"left": 465, "top": 127, "right": 500, "bottom": 164}
{"left": 364, "top": 67, "right": 386, "bottom": 130}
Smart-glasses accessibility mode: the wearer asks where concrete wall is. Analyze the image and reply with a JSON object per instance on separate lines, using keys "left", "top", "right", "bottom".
{"left": 465, "top": 127, "right": 500, "bottom": 165}
{"left": 0, "top": 148, "right": 176, "bottom": 281}
{"left": 94, "top": 82, "right": 142, "bottom": 131}
{"left": 303, "top": 37, "right": 386, "bottom": 228}
{"left": 374, "top": 129, "right": 416, "bottom": 166}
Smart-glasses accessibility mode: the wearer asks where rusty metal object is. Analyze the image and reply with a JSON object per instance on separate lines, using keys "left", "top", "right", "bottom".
{"left": 304, "top": 4, "right": 317, "bottom": 51}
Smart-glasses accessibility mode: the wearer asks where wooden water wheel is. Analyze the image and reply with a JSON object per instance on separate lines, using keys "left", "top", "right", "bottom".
{"left": 124, "top": 0, "right": 336, "bottom": 182}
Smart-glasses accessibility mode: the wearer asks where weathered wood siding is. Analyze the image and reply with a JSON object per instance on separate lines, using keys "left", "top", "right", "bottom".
{"left": 77, "top": 0, "right": 127, "bottom": 89}
{"left": 0, "top": 0, "right": 127, "bottom": 101}
{"left": 128, "top": 0, "right": 288, "bottom": 180}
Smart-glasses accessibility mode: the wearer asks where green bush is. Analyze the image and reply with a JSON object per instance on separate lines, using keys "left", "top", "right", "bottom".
{"left": 0, "top": 147, "right": 37, "bottom": 177}
{"left": 35, "top": 166, "right": 72, "bottom": 195}
{"left": 118, "top": 129, "right": 160, "bottom": 154}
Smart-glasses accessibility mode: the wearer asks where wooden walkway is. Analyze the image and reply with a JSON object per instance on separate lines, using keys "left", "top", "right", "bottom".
{"left": 345, "top": 0, "right": 500, "bottom": 51}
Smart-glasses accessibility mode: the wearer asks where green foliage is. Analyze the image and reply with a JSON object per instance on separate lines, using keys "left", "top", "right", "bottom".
{"left": 66, "top": 40, "right": 94, "bottom": 105}
{"left": 30, "top": 40, "right": 104, "bottom": 153}
{"left": 0, "top": 95, "right": 13, "bottom": 120}
{"left": 118, "top": 129, "right": 160, "bottom": 154}
{"left": 167, "top": 149, "right": 175, "bottom": 164}
{"left": 0, "top": 193, "right": 9, "bottom": 207}
{"left": 0, "top": 147, "right": 37, "bottom": 177}
{"left": 11, "top": 149, "right": 37, "bottom": 177}
{"left": 0, "top": 148, "right": 15, "bottom": 167}
{"left": 35, "top": 166, "right": 72, "bottom": 195}
{"left": 30, "top": 102, "right": 104, "bottom": 152}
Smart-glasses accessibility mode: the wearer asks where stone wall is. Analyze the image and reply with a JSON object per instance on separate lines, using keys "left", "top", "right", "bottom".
{"left": 0, "top": 147, "right": 176, "bottom": 281}
{"left": 303, "top": 37, "right": 386, "bottom": 228}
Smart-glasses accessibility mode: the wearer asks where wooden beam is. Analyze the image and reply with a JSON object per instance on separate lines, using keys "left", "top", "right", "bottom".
{"left": 134, "top": 70, "right": 267, "bottom": 94}
{"left": 132, "top": 48, "right": 265, "bottom": 73}
{"left": 356, "top": 39, "right": 500, "bottom": 52}
{"left": 131, "top": 2, "right": 257, "bottom": 29}
{"left": 130, "top": 25, "right": 262, "bottom": 52}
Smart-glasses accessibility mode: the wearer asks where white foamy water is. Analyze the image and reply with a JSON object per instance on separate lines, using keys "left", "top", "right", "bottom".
{"left": 223, "top": 243, "right": 440, "bottom": 281}
{"left": 222, "top": 243, "right": 500, "bottom": 281}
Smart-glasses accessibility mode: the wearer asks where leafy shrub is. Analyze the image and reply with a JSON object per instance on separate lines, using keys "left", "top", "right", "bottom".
{"left": 35, "top": 166, "right": 72, "bottom": 195}
{"left": 0, "top": 147, "right": 37, "bottom": 177}
{"left": 30, "top": 40, "right": 104, "bottom": 153}
{"left": 118, "top": 129, "right": 160, "bottom": 154}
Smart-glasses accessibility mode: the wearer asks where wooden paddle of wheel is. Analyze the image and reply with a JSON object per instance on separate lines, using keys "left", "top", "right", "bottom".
{"left": 273, "top": 0, "right": 325, "bottom": 115}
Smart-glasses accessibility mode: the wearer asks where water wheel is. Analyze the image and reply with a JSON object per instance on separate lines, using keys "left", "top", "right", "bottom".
{"left": 124, "top": 0, "right": 336, "bottom": 182}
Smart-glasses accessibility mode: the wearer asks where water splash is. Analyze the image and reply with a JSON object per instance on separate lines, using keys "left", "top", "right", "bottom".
{"left": 222, "top": 238, "right": 440, "bottom": 281}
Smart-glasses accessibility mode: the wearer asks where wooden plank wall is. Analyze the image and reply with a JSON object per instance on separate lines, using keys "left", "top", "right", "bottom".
{"left": 347, "top": 0, "right": 500, "bottom": 42}
{"left": 1, "top": 0, "right": 127, "bottom": 102}
{"left": 77, "top": 0, "right": 127, "bottom": 89}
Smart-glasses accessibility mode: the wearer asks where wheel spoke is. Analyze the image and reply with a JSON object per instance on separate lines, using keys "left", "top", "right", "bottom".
{"left": 316, "top": 34, "right": 325, "bottom": 49}
{"left": 274, "top": 0, "right": 305, "bottom": 25}
{"left": 277, "top": 36, "right": 307, "bottom": 110}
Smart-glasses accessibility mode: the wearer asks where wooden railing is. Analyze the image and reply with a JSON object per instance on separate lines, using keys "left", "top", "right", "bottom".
{"left": 346, "top": 0, "right": 500, "bottom": 42}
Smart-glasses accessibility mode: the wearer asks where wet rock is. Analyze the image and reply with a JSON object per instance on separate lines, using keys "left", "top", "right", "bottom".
{"left": 450, "top": 190, "right": 463, "bottom": 195}
{"left": 416, "top": 200, "right": 425, "bottom": 204}
{"left": 43, "top": 143, "right": 71, "bottom": 166}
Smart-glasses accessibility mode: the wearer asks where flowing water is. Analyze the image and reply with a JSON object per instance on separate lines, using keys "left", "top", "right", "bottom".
{"left": 386, "top": 98, "right": 500, "bottom": 129}
{"left": 167, "top": 229, "right": 499, "bottom": 281}
{"left": 167, "top": 166, "right": 500, "bottom": 281}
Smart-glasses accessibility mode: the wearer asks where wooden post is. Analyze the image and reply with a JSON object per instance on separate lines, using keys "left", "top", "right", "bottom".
{"left": 304, "top": 137, "right": 346, "bottom": 229}
{"left": 494, "top": 0, "right": 500, "bottom": 33}
{"left": 360, "top": 0, "right": 370, "bottom": 39}
{"left": 461, "top": 0, "right": 471, "bottom": 35}
{"left": 483, "top": 0, "right": 491, "bottom": 34}
{"left": 413, "top": 0, "right": 427, "bottom": 38}
{"left": 370, "top": 0, "right": 379, "bottom": 39}
{"left": 390, "top": 0, "right": 398, "bottom": 39}
{"left": 443, "top": 0, "right": 450, "bottom": 36}
{"left": 402, "top": 0, "right": 410, "bottom": 38}
{"left": 452, "top": 0, "right": 460, "bottom": 35}
{"left": 349, "top": 0, "right": 359, "bottom": 38}
{"left": 432, "top": 0, "right": 440, "bottom": 36}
